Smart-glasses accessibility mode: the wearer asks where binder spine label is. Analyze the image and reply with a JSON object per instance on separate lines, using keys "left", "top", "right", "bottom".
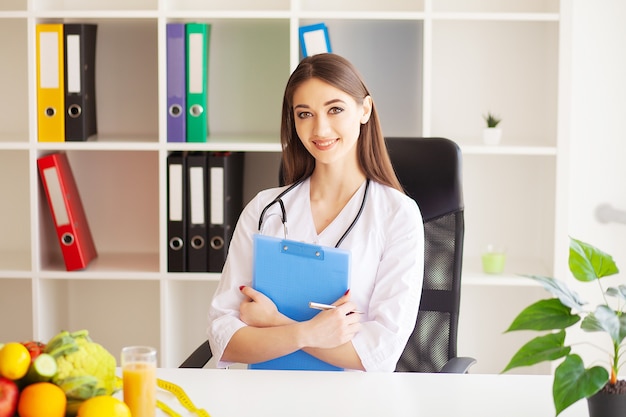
{"left": 39, "top": 32, "right": 60, "bottom": 88}
{"left": 66, "top": 34, "right": 81, "bottom": 93}
{"left": 169, "top": 164, "right": 183, "bottom": 222}
{"left": 209, "top": 167, "right": 224, "bottom": 225}
{"left": 189, "top": 167, "right": 205, "bottom": 225}
{"left": 42, "top": 167, "right": 69, "bottom": 226}
{"left": 188, "top": 34, "right": 204, "bottom": 95}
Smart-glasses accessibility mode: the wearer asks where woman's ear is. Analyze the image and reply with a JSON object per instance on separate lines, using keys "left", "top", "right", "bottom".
{"left": 360, "top": 95, "right": 373, "bottom": 124}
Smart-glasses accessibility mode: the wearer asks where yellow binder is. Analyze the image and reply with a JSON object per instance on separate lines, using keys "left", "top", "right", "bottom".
{"left": 36, "top": 24, "right": 65, "bottom": 142}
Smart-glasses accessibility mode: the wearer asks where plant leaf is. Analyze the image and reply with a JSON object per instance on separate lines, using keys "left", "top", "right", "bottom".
{"left": 505, "top": 298, "right": 580, "bottom": 332}
{"left": 553, "top": 354, "right": 608, "bottom": 415}
{"left": 502, "top": 330, "right": 570, "bottom": 373}
{"left": 606, "top": 285, "right": 626, "bottom": 302}
{"left": 581, "top": 305, "right": 626, "bottom": 344}
{"left": 523, "top": 275, "right": 587, "bottom": 311}
{"left": 581, "top": 305, "right": 621, "bottom": 342}
{"left": 569, "top": 237, "right": 619, "bottom": 282}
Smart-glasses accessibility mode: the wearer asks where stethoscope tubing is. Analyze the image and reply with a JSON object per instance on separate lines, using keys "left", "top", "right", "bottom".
{"left": 257, "top": 178, "right": 370, "bottom": 249}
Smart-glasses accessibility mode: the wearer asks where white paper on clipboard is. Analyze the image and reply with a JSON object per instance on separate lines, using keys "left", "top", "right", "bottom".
{"left": 250, "top": 234, "right": 351, "bottom": 371}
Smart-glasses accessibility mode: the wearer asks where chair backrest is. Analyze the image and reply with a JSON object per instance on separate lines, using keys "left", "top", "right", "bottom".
{"left": 386, "top": 137, "right": 464, "bottom": 373}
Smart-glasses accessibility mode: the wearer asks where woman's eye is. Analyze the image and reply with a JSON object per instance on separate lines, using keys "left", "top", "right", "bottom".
{"left": 329, "top": 107, "right": 344, "bottom": 114}
{"left": 297, "top": 111, "right": 312, "bottom": 119}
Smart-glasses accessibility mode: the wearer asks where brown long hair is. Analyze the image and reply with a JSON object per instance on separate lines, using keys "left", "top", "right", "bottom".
{"left": 280, "top": 53, "right": 403, "bottom": 192}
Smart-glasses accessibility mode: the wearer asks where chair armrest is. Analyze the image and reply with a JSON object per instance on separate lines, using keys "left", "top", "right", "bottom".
{"left": 179, "top": 341, "right": 213, "bottom": 368}
{"left": 439, "top": 357, "right": 477, "bottom": 374}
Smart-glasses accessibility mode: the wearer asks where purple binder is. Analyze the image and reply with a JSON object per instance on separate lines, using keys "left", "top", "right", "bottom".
{"left": 167, "top": 23, "right": 186, "bottom": 142}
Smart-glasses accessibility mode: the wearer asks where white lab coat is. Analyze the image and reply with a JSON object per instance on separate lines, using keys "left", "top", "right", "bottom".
{"left": 207, "top": 178, "right": 424, "bottom": 371}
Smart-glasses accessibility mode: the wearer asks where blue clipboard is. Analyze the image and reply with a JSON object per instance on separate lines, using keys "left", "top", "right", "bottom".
{"left": 250, "top": 234, "right": 351, "bottom": 371}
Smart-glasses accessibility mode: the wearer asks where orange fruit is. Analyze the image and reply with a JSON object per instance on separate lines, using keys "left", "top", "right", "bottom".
{"left": 17, "top": 382, "right": 67, "bottom": 417}
{"left": 77, "top": 395, "right": 131, "bottom": 417}
{"left": 0, "top": 342, "right": 30, "bottom": 380}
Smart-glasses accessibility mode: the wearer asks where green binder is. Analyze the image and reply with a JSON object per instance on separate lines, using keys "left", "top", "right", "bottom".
{"left": 185, "top": 23, "right": 210, "bottom": 142}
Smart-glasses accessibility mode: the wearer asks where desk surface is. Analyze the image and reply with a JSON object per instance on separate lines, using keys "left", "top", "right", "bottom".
{"left": 153, "top": 369, "right": 589, "bottom": 417}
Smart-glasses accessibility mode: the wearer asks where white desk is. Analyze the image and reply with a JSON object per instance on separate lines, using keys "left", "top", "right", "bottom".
{"left": 153, "top": 369, "right": 589, "bottom": 417}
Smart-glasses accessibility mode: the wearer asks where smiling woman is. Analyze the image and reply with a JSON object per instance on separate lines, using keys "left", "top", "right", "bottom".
{"left": 207, "top": 53, "right": 425, "bottom": 372}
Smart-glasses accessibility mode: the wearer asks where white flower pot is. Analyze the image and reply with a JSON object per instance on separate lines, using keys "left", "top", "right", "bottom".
{"left": 483, "top": 128, "right": 502, "bottom": 145}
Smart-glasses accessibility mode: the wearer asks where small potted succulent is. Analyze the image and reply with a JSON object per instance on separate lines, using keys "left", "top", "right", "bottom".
{"left": 503, "top": 237, "right": 626, "bottom": 416}
{"left": 482, "top": 112, "right": 502, "bottom": 145}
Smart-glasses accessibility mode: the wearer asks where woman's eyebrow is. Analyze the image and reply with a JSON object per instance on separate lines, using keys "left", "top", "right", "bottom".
{"left": 294, "top": 99, "right": 346, "bottom": 110}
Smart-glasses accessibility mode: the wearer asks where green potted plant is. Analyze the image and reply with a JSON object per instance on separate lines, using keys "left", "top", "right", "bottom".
{"left": 482, "top": 112, "right": 502, "bottom": 145}
{"left": 503, "top": 237, "right": 626, "bottom": 416}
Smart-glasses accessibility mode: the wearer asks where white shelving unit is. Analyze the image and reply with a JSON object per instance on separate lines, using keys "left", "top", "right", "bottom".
{"left": 0, "top": 0, "right": 567, "bottom": 373}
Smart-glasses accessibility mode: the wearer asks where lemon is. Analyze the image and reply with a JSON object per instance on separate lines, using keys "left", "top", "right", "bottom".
{"left": 77, "top": 396, "right": 131, "bottom": 417}
{"left": 0, "top": 342, "right": 31, "bottom": 380}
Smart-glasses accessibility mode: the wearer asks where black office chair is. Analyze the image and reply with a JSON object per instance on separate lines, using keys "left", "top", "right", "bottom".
{"left": 387, "top": 137, "right": 475, "bottom": 373}
{"left": 181, "top": 137, "right": 475, "bottom": 373}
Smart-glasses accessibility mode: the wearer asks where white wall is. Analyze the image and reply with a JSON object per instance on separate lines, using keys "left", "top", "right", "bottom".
{"left": 565, "top": 0, "right": 626, "bottom": 366}
{"left": 569, "top": 0, "right": 626, "bottom": 259}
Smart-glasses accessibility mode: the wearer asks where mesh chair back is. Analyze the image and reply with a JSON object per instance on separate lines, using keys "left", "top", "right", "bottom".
{"left": 386, "top": 138, "right": 464, "bottom": 373}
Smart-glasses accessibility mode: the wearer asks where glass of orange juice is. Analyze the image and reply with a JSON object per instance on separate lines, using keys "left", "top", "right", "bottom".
{"left": 121, "top": 346, "right": 157, "bottom": 417}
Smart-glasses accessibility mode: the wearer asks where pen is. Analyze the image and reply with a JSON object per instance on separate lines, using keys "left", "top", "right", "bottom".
{"left": 309, "top": 301, "right": 363, "bottom": 315}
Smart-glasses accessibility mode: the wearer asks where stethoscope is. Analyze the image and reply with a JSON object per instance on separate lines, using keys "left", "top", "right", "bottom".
{"left": 258, "top": 178, "right": 371, "bottom": 248}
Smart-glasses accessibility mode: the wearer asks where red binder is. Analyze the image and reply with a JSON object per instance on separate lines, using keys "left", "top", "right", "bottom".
{"left": 38, "top": 152, "right": 97, "bottom": 271}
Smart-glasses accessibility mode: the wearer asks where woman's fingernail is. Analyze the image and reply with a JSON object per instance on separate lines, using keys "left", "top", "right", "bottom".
{"left": 239, "top": 285, "right": 246, "bottom": 291}
{"left": 344, "top": 289, "right": 350, "bottom": 296}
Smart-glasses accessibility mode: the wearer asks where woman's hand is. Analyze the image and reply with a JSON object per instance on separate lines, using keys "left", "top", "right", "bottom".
{"left": 302, "top": 291, "right": 362, "bottom": 349}
{"left": 239, "top": 286, "right": 292, "bottom": 328}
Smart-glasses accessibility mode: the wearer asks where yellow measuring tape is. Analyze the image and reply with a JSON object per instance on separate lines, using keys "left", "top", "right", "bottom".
{"left": 116, "top": 376, "right": 211, "bottom": 417}
{"left": 157, "top": 378, "right": 211, "bottom": 417}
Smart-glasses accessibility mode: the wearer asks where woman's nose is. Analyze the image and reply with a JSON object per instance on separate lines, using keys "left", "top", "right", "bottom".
{"left": 313, "top": 115, "right": 331, "bottom": 137}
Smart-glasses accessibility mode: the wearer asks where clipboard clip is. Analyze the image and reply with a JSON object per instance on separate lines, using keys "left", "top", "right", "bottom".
{"left": 280, "top": 240, "right": 325, "bottom": 260}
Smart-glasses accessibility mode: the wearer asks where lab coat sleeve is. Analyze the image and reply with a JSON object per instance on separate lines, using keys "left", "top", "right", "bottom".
{"left": 206, "top": 193, "right": 261, "bottom": 368}
{"left": 352, "top": 197, "right": 424, "bottom": 372}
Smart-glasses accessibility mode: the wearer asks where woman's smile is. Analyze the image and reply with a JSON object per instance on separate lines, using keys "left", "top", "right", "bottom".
{"left": 313, "top": 138, "right": 340, "bottom": 150}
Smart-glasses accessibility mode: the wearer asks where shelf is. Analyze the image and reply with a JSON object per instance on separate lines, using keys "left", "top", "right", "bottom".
{"left": 37, "top": 151, "right": 159, "bottom": 273}
{"left": 0, "top": 0, "right": 25, "bottom": 12}
{"left": 301, "top": 0, "right": 425, "bottom": 13}
{"left": 0, "top": 18, "right": 28, "bottom": 141}
{"left": 32, "top": 0, "right": 158, "bottom": 12}
{"left": 162, "top": 279, "right": 218, "bottom": 366}
{"left": 0, "top": 150, "right": 30, "bottom": 271}
{"left": 38, "top": 253, "right": 160, "bottom": 277}
{"left": 460, "top": 145, "right": 557, "bottom": 156}
{"left": 430, "top": 12, "right": 559, "bottom": 21}
{"left": 462, "top": 256, "right": 552, "bottom": 287}
{"left": 431, "top": 0, "right": 560, "bottom": 14}
{"left": 0, "top": 279, "right": 33, "bottom": 341}
{"left": 166, "top": 135, "right": 281, "bottom": 152}
{"left": 35, "top": 278, "right": 161, "bottom": 357}
{"left": 0, "top": 1, "right": 566, "bottom": 373}
{"left": 163, "top": 0, "right": 290, "bottom": 13}
{"left": 429, "top": 19, "right": 558, "bottom": 146}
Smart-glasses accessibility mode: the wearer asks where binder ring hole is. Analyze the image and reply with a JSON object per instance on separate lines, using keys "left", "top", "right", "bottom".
{"left": 169, "top": 237, "right": 184, "bottom": 251}
{"left": 210, "top": 236, "right": 224, "bottom": 250}
{"left": 169, "top": 104, "right": 182, "bottom": 117}
{"left": 191, "top": 235, "right": 205, "bottom": 250}
{"left": 68, "top": 104, "right": 82, "bottom": 118}
{"left": 61, "top": 233, "right": 74, "bottom": 246}
{"left": 45, "top": 107, "right": 56, "bottom": 117}
{"left": 190, "top": 104, "right": 204, "bottom": 117}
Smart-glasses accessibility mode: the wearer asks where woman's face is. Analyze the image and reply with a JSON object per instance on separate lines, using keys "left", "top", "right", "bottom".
{"left": 292, "top": 77, "right": 371, "bottom": 168}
